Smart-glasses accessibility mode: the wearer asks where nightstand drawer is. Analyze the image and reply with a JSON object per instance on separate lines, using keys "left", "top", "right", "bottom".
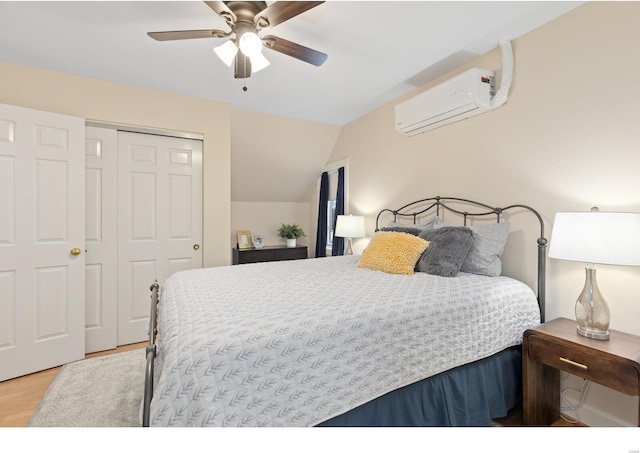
{"left": 528, "top": 335, "right": 639, "bottom": 395}
{"left": 273, "top": 247, "right": 307, "bottom": 261}
{"left": 232, "top": 246, "right": 307, "bottom": 265}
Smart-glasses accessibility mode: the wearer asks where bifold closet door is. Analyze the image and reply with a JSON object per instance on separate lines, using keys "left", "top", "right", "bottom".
{"left": 0, "top": 103, "right": 85, "bottom": 381}
{"left": 84, "top": 126, "right": 118, "bottom": 353}
{"left": 117, "top": 131, "right": 203, "bottom": 345}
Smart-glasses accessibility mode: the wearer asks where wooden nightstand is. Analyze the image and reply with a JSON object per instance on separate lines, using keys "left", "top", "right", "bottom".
{"left": 522, "top": 317, "right": 640, "bottom": 426}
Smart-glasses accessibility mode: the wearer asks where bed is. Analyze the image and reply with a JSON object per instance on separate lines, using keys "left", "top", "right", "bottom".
{"left": 142, "top": 196, "right": 547, "bottom": 427}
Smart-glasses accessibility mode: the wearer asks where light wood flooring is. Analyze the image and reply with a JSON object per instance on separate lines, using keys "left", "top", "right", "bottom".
{"left": 494, "top": 404, "right": 587, "bottom": 427}
{"left": 0, "top": 342, "right": 146, "bottom": 427}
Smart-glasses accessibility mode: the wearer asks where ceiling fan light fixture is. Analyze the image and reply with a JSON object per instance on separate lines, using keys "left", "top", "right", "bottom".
{"left": 239, "top": 31, "right": 263, "bottom": 58}
{"left": 214, "top": 40, "right": 238, "bottom": 67}
{"left": 250, "top": 52, "right": 270, "bottom": 73}
{"left": 149, "top": 1, "right": 327, "bottom": 79}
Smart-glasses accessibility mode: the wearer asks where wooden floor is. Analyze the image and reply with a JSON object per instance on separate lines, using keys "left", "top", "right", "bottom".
{"left": 0, "top": 342, "right": 146, "bottom": 427}
{"left": 1, "top": 343, "right": 585, "bottom": 428}
{"left": 493, "top": 404, "right": 586, "bottom": 427}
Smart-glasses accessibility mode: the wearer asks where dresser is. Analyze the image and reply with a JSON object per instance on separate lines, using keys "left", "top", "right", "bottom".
{"left": 232, "top": 245, "right": 308, "bottom": 265}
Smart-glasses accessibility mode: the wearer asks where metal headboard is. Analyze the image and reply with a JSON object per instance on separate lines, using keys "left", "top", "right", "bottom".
{"left": 375, "top": 196, "right": 547, "bottom": 322}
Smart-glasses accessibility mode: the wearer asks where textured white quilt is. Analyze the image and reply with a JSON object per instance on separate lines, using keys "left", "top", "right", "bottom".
{"left": 149, "top": 255, "right": 540, "bottom": 426}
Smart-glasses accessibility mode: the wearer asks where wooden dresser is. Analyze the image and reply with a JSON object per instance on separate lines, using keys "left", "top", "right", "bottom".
{"left": 232, "top": 245, "right": 308, "bottom": 265}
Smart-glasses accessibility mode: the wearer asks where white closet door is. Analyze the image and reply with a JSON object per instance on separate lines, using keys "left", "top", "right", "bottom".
{"left": 0, "top": 103, "right": 85, "bottom": 381}
{"left": 117, "top": 131, "right": 202, "bottom": 345}
{"left": 84, "top": 126, "right": 117, "bottom": 353}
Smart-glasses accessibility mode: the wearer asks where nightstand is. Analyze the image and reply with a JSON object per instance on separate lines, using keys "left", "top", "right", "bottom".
{"left": 522, "top": 317, "right": 640, "bottom": 426}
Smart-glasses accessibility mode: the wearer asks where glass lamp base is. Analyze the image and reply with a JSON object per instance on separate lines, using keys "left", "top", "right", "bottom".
{"left": 574, "top": 265, "right": 611, "bottom": 341}
{"left": 576, "top": 325, "right": 610, "bottom": 340}
{"left": 344, "top": 238, "right": 354, "bottom": 255}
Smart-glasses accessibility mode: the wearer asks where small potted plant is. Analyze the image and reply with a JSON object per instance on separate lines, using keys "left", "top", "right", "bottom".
{"left": 277, "top": 223, "right": 306, "bottom": 247}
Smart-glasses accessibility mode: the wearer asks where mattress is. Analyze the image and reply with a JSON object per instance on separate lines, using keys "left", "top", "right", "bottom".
{"left": 149, "top": 255, "right": 540, "bottom": 427}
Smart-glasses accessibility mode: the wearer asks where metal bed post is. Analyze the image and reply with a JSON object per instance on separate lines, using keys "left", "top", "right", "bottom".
{"left": 537, "top": 236, "right": 548, "bottom": 322}
{"left": 142, "top": 280, "right": 159, "bottom": 427}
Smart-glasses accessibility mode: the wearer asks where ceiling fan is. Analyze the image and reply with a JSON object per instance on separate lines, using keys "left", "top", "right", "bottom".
{"left": 147, "top": 1, "right": 327, "bottom": 79}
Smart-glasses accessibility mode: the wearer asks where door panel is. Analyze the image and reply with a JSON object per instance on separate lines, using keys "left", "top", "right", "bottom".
{"left": 36, "top": 159, "right": 69, "bottom": 242}
{"left": 130, "top": 172, "right": 156, "bottom": 240}
{"left": 0, "top": 270, "right": 16, "bottom": 349}
{"left": 0, "top": 103, "right": 85, "bottom": 381}
{"left": 35, "top": 265, "right": 69, "bottom": 340}
{"left": 0, "top": 156, "right": 14, "bottom": 244}
{"left": 169, "top": 174, "right": 193, "bottom": 238}
{"left": 117, "top": 131, "right": 202, "bottom": 345}
{"left": 84, "top": 126, "right": 117, "bottom": 353}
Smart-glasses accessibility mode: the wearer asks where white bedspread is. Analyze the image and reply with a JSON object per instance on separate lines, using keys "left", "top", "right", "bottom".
{"left": 149, "top": 255, "right": 540, "bottom": 426}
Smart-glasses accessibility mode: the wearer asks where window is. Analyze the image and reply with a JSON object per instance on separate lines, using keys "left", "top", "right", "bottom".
{"left": 326, "top": 199, "right": 336, "bottom": 251}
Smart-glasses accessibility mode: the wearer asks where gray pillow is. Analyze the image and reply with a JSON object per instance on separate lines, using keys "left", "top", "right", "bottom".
{"left": 387, "top": 216, "right": 438, "bottom": 231}
{"left": 415, "top": 227, "right": 474, "bottom": 277}
{"left": 379, "top": 225, "right": 421, "bottom": 235}
{"left": 434, "top": 219, "right": 510, "bottom": 277}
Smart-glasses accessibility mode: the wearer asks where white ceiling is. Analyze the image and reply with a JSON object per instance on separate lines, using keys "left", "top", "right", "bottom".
{"left": 0, "top": 1, "right": 583, "bottom": 125}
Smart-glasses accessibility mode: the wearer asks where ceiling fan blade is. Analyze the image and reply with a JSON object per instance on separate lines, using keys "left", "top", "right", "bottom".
{"left": 234, "top": 51, "right": 252, "bottom": 79}
{"left": 256, "top": 1, "right": 324, "bottom": 28}
{"left": 204, "top": 1, "right": 236, "bottom": 26}
{"left": 263, "top": 35, "right": 327, "bottom": 66}
{"left": 147, "top": 29, "right": 229, "bottom": 41}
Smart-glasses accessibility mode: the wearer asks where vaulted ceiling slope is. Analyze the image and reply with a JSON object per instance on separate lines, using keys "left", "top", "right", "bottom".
{"left": 230, "top": 107, "right": 341, "bottom": 202}
{"left": 0, "top": 1, "right": 583, "bottom": 125}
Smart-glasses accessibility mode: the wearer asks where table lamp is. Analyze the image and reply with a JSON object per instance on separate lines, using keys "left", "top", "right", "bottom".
{"left": 334, "top": 215, "right": 365, "bottom": 255}
{"left": 548, "top": 208, "right": 640, "bottom": 340}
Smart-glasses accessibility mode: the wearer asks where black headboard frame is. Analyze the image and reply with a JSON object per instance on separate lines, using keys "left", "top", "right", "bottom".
{"left": 375, "top": 196, "right": 548, "bottom": 322}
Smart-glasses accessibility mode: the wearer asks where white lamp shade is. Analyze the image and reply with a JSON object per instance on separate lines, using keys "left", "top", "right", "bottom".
{"left": 239, "top": 32, "right": 263, "bottom": 58}
{"left": 548, "top": 211, "right": 640, "bottom": 266}
{"left": 250, "top": 52, "right": 270, "bottom": 72}
{"left": 214, "top": 40, "right": 238, "bottom": 67}
{"left": 334, "top": 215, "right": 365, "bottom": 238}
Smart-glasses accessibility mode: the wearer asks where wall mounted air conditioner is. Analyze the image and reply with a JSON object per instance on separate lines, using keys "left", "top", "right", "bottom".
{"left": 395, "top": 67, "right": 496, "bottom": 136}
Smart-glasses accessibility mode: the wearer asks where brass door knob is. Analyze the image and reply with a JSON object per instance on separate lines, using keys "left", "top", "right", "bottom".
{"left": 193, "top": 244, "right": 200, "bottom": 250}
{"left": 70, "top": 247, "right": 82, "bottom": 256}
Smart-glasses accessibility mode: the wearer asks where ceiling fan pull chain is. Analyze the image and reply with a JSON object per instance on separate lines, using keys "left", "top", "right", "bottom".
{"left": 243, "top": 56, "right": 248, "bottom": 91}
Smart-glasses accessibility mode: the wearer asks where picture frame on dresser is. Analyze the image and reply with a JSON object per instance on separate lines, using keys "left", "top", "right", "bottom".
{"left": 252, "top": 234, "right": 264, "bottom": 249}
{"left": 237, "top": 230, "right": 253, "bottom": 249}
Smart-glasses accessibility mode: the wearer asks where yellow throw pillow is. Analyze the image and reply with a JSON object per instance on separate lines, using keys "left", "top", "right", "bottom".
{"left": 357, "top": 231, "right": 429, "bottom": 275}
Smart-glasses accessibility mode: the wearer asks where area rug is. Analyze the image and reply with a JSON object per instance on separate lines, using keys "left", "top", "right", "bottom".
{"left": 27, "top": 348, "right": 145, "bottom": 427}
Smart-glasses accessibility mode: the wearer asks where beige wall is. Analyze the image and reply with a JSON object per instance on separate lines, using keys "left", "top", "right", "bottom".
{"left": 231, "top": 201, "right": 311, "bottom": 249}
{"left": 230, "top": 107, "right": 340, "bottom": 203}
{"left": 326, "top": 2, "right": 640, "bottom": 426}
{"left": 0, "top": 61, "right": 231, "bottom": 267}
{"left": 230, "top": 108, "right": 340, "bottom": 256}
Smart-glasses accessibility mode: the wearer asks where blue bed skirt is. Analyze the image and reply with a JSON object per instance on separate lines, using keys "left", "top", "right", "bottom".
{"left": 317, "top": 346, "right": 522, "bottom": 427}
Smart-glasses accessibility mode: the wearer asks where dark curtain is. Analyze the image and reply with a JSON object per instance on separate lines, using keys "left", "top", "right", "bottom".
{"left": 315, "top": 172, "right": 329, "bottom": 257}
{"left": 331, "top": 167, "right": 345, "bottom": 256}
